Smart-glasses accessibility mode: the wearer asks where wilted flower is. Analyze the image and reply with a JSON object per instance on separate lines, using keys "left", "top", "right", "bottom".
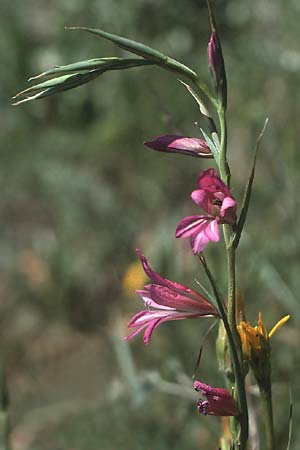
{"left": 194, "top": 381, "right": 239, "bottom": 416}
{"left": 124, "top": 250, "right": 219, "bottom": 344}
{"left": 144, "top": 135, "right": 212, "bottom": 158}
{"left": 238, "top": 312, "right": 290, "bottom": 358}
{"left": 238, "top": 312, "right": 290, "bottom": 390}
{"left": 176, "top": 168, "right": 237, "bottom": 254}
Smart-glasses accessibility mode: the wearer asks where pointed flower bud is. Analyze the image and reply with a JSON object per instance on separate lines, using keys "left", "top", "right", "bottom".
{"left": 208, "top": 31, "right": 227, "bottom": 108}
{"left": 194, "top": 381, "right": 239, "bottom": 416}
{"left": 144, "top": 135, "right": 212, "bottom": 158}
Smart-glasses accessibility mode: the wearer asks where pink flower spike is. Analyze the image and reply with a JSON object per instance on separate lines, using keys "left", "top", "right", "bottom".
{"left": 124, "top": 251, "right": 219, "bottom": 344}
{"left": 194, "top": 381, "right": 239, "bottom": 416}
{"left": 144, "top": 135, "right": 212, "bottom": 158}
{"left": 176, "top": 168, "right": 237, "bottom": 253}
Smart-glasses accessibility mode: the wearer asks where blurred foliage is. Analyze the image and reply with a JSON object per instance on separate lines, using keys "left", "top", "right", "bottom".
{"left": 0, "top": 0, "right": 299, "bottom": 449}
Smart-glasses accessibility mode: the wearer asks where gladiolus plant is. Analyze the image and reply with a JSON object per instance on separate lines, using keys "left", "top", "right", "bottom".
{"left": 14, "top": 1, "right": 291, "bottom": 450}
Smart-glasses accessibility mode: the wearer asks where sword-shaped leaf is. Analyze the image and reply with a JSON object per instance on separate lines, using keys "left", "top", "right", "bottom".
{"left": 28, "top": 57, "right": 155, "bottom": 80}
{"left": 200, "top": 127, "right": 219, "bottom": 165}
{"left": 232, "top": 118, "right": 269, "bottom": 248}
{"left": 178, "top": 79, "right": 217, "bottom": 132}
{"left": 178, "top": 80, "right": 211, "bottom": 117}
{"left": 13, "top": 70, "right": 103, "bottom": 105}
{"left": 66, "top": 26, "right": 198, "bottom": 81}
{"left": 13, "top": 58, "right": 155, "bottom": 105}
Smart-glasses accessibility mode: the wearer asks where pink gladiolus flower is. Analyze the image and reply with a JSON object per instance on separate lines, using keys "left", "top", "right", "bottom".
{"left": 144, "top": 135, "right": 212, "bottom": 158}
{"left": 176, "top": 168, "right": 237, "bottom": 254}
{"left": 124, "top": 250, "right": 219, "bottom": 344}
{"left": 194, "top": 381, "right": 239, "bottom": 416}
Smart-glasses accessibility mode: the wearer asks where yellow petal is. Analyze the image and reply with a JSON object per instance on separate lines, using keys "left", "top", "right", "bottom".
{"left": 268, "top": 315, "right": 290, "bottom": 339}
{"left": 257, "top": 312, "right": 268, "bottom": 339}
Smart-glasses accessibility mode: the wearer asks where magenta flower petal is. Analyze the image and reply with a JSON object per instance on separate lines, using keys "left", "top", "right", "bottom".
{"left": 137, "top": 289, "right": 176, "bottom": 311}
{"left": 190, "top": 230, "right": 210, "bottom": 254}
{"left": 208, "top": 32, "right": 222, "bottom": 87}
{"left": 175, "top": 215, "right": 211, "bottom": 238}
{"left": 194, "top": 381, "right": 239, "bottom": 416}
{"left": 191, "top": 189, "right": 209, "bottom": 210}
{"left": 189, "top": 220, "right": 219, "bottom": 254}
{"left": 202, "top": 219, "right": 219, "bottom": 241}
{"left": 220, "top": 196, "right": 237, "bottom": 224}
{"left": 143, "top": 317, "right": 164, "bottom": 344}
{"left": 197, "top": 168, "right": 230, "bottom": 196}
{"left": 145, "top": 284, "right": 219, "bottom": 315}
{"left": 144, "top": 135, "right": 212, "bottom": 158}
{"left": 176, "top": 168, "right": 237, "bottom": 253}
{"left": 125, "top": 251, "right": 219, "bottom": 344}
{"left": 136, "top": 249, "right": 210, "bottom": 302}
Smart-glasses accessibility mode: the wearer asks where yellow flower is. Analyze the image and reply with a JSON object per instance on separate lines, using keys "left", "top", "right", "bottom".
{"left": 238, "top": 312, "right": 290, "bottom": 357}
{"left": 122, "top": 260, "right": 147, "bottom": 295}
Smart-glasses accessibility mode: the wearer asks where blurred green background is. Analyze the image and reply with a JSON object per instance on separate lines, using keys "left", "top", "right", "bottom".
{"left": 0, "top": 0, "right": 299, "bottom": 449}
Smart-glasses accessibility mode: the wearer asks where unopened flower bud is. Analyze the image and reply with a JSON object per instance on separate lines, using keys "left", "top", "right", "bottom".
{"left": 208, "top": 31, "right": 227, "bottom": 108}
{"left": 144, "top": 135, "right": 212, "bottom": 158}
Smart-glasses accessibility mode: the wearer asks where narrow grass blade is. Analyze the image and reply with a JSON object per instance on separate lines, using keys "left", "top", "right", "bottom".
{"left": 66, "top": 26, "right": 198, "bottom": 81}
{"left": 29, "top": 57, "right": 155, "bottom": 80}
{"left": 13, "top": 70, "right": 102, "bottom": 104}
{"left": 232, "top": 118, "right": 269, "bottom": 248}
{"left": 286, "top": 388, "right": 293, "bottom": 450}
{"left": 13, "top": 59, "right": 154, "bottom": 104}
{"left": 192, "top": 321, "right": 218, "bottom": 378}
{"left": 178, "top": 80, "right": 211, "bottom": 117}
{"left": 200, "top": 127, "right": 219, "bottom": 164}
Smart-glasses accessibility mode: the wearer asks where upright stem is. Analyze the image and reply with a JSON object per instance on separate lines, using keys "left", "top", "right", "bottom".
{"left": 217, "top": 105, "right": 249, "bottom": 449}
{"left": 200, "top": 254, "right": 248, "bottom": 448}
{"left": 260, "top": 388, "right": 275, "bottom": 450}
{"left": 226, "top": 245, "right": 241, "bottom": 355}
{"left": 226, "top": 243, "right": 249, "bottom": 449}
{"left": 218, "top": 108, "right": 230, "bottom": 187}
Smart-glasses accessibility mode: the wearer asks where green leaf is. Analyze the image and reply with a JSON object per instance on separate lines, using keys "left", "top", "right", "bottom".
{"left": 200, "top": 127, "right": 219, "bottom": 165}
{"left": 66, "top": 26, "right": 198, "bottom": 81}
{"left": 178, "top": 80, "right": 211, "bottom": 117}
{"left": 13, "top": 58, "right": 155, "bottom": 105}
{"left": 13, "top": 71, "right": 102, "bottom": 105}
{"left": 28, "top": 57, "right": 155, "bottom": 80}
{"left": 232, "top": 118, "right": 269, "bottom": 248}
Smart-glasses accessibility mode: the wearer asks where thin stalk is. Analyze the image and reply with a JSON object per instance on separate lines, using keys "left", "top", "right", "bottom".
{"left": 217, "top": 105, "right": 249, "bottom": 449}
{"left": 217, "top": 107, "right": 230, "bottom": 186}
{"left": 260, "top": 388, "right": 275, "bottom": 450}
{"left": 0, "top": 410, "right": 11, "bottom": 450}
{"left": 226, "top": 245, "right": 241, "bottom": 356}
{"left": 199, "top": 255, "right": 248, "bottom": 448}
{"left": 0, "top": 361, "right": 11, "bottom": 450}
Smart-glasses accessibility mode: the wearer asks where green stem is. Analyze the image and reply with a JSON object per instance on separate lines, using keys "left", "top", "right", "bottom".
{"left": 260, "top": 388, "right": 275, "bottom": 450}
{"left": 217, "top": 107, "right": 230, "bottom": 186}
{"left": 226, "top": 244, "right": 249, "bottom": 448}
{"left": 199, "top": 255, "right": 248, "bottom": 448}
{"left": 217, "top": 105, "right": 249, "bottom": 449}
{"left": 0, "top": 410, "right": 11, "bottom": 450}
